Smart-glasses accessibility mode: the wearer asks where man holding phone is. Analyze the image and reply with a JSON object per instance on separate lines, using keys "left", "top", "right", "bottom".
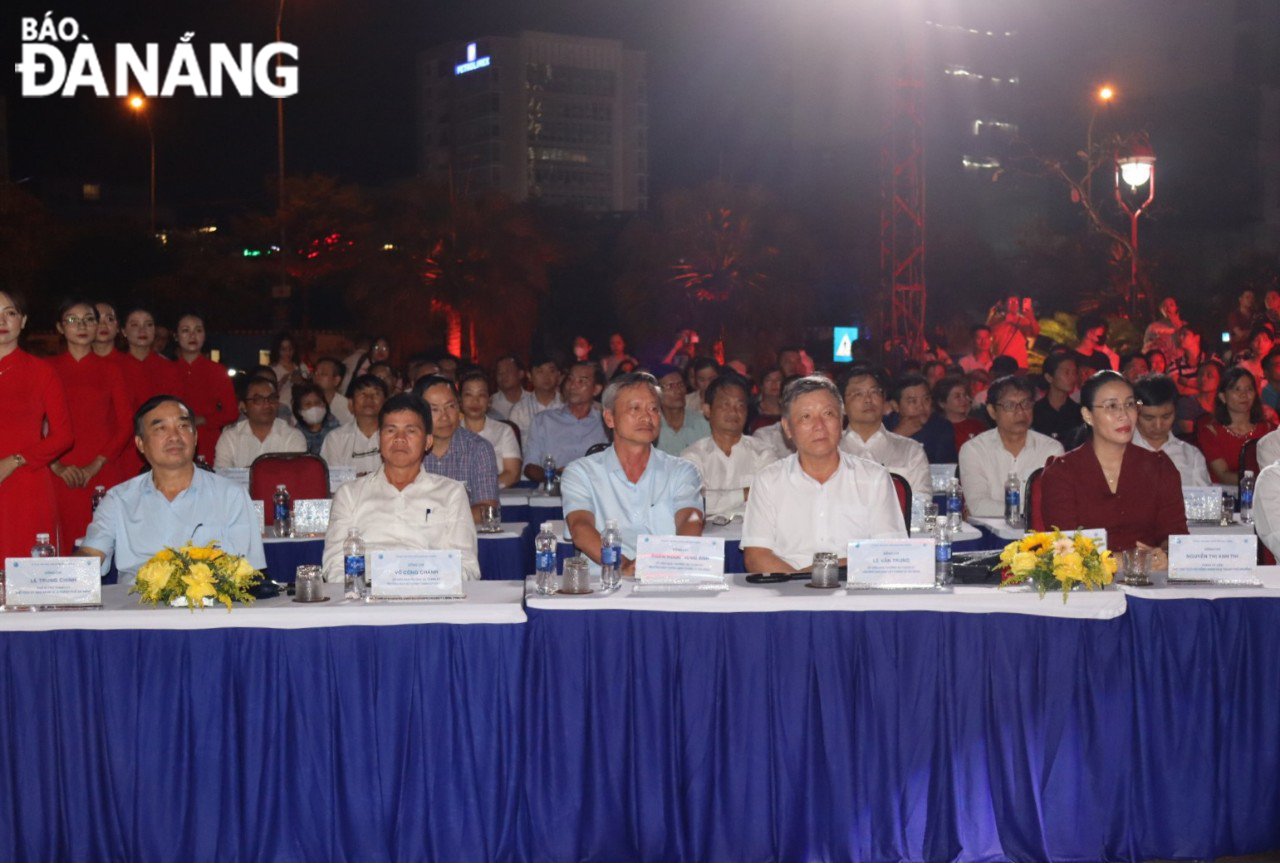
{"left": 989, "top": 295, "right": 1040, "bottom": 371}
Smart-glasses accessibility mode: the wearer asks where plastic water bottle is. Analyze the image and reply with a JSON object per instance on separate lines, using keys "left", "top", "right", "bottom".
{"left": 91, "top": 485, "right": 107, "bottom": 513}
{"left": 273, "top": 484, "right": 293, "bottom": 537}
{"left": 600, "top": 519, "right": 622, "bottom": 591}
{"left": 541, "top": 455, "right": 558, "bottom": 495}
{"left": 1003, "top": 472, "right": 1021, "bottom": 527}
{"left": 31, "top": 533, "right": 56, "bottom": 558}
{"left": 1240, "top": 470, "right": 1256, "bottom": 525}
{"left": 343, "top": 528, "right": 366, "bottom": 599}
{"left": 534, "top": 521, "right": 558, "bottom": 594}
{"left": 946, "top": 478, "right": 963, "bottom": 531}
{"left": 934, "top": 522, "right": 952, "bottom": 586}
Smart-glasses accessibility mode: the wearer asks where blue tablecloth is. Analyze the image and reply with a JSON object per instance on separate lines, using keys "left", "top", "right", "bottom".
{"left": 4, "top": 595, "right": 1280, "bottom": 861}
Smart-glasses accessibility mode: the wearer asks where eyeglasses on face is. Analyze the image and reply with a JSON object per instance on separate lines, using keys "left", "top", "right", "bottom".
{"left": 1091, "top": 399, "right": 1137, "bottom": 416}
{"left": 996, "top": 400, "right": 1033, "bottom": 413}
{"left": 846, "top": 388, "right": 884, "bottom": 401}
{"left": 246, "top": 395, "right": 280, "bottom": 405}
{"left": 62, "top": 315, "right": 98, "bottom": 327}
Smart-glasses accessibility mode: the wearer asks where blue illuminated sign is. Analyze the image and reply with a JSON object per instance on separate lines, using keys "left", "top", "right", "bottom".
{"left": 455, "top": 42, "right": 491, "bottom": 76}
{"left": 833, "top": 326, "right": 861, "bottom": 363}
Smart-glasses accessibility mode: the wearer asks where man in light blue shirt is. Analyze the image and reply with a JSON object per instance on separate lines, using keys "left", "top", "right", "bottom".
{"left": 80, "top": 395, "right": 266, "bottom": 584}
{"left": 523, "top": 361, "right": 609, "bottom": 482}
{"left": 561, "top": 372, "right": 704, "bottom": 575}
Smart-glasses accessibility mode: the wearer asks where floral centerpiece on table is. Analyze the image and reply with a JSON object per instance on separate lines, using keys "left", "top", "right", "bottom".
{"left": 130, "top": 541, "right": 262, "bottom": 611}
{"left": 995, "top": 529, "right": 1117, "bottom": 602}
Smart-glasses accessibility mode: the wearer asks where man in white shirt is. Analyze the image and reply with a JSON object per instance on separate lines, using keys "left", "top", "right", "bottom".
{"left": 509, "top": 353, "right": 564, "bottom": 441}
{"left": 320, "top": 374, "right": 388, "bottom": 476}
{"left": 322, "top": 394, "right": 479, "bottom": 581}
{"left": 837, "top": 363, "right": 932, "bottom": 497}
{"left": 489, "top": 354, "right": 533, "bottom": 421}
{"left": 752, "top": 420, "right": 795, "bottom": 462}
{"left": 1133, "top": 374, "right": 1213, "bottom": 486}
{"left": 214, "top": 377, "right": 307, "bottom": 468}
{"left": 959, "top": 325, "right": 994, "bottom": 374}
{"left": 958, "top": 375, "right": 1064, "bottom": 517}
{"left": 681, "top": 374, "right": 776, "bottom": 520}
{"left": 743, "top": 376, "right": 905, "bottom": 572}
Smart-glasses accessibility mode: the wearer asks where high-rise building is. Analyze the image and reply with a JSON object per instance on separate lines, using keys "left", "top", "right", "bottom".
{"left": 417, "top": 31, "right": 647, "bottom": 212}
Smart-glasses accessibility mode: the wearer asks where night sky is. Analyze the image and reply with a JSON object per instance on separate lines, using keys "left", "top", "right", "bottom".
{"left": 3, "top": 0, "right": 792, "bottom": 212}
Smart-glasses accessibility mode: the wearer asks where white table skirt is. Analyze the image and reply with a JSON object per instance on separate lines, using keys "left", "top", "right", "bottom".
{"left": 0, "top": 580, "right": 527, "bottom": 631}
{"left": 526, "top": 573, "right": 1128, "bottom": 619}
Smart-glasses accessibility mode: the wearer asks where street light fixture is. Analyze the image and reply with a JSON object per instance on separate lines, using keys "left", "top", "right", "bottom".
{"left": 126, "top": 95, "right": 157, "bottom": 236}
{"left": 1114, "top": 139, "right": 1156, "bottom": 318}
{"left": 1085, "top": 84, "right": 1116, "bottom": 199}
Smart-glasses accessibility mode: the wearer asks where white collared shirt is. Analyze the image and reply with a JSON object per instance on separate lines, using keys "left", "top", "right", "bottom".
{"left": 322, "top": 468, "right": 479, "bottom": 582}
{"left": 742, "top": 452, "right": 906, "bottom": 569}
{"left": 491, "top": 388, "right": 534, "bottom": 421}
{"left": 509, "top": 392, "right": 563, "bottom": 442}
{"left": 957, "top": 428, "right": 1063, "bottom": 517}
{"left": 751, "top": 422, "right": 794, "bottom": 461}
{"left": 319, "top": 421, "right": 383, "bottom": 477}
{"left": 1133, "top": 430, "right": 1212, "bottom": 487}
{"left": 213, "top": 418, "right": 307, "bottom": 469}
{"left": 838, "top": 426, "right": 932, "bottom": 500}
{"left": 328, "top": 393, "right": 353, "bottom": 425}
{"left": 680, "top": 434, "right": 777, "bottom": 519}
{"left": 474, "top": 416, "right": 521, "bottom": 480}
{"left": 1258, "top": 428, "right": 1280, "bottom": 472}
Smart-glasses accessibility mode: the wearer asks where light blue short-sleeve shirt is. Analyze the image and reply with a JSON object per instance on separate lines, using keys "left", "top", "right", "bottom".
{"left": 82, "top": 468, "right": 267, "bottom": 584}
{"left": 560, "top": 445, "right": 704, "bottom": 561}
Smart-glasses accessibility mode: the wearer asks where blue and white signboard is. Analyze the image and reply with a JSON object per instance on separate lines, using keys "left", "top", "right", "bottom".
{"left": 833, "top": 326, "right": 860, "bottom": 363}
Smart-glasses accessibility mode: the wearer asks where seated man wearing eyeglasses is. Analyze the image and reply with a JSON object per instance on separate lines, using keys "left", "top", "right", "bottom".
{"left": 213, "top": 375, "right": 307, "bottom": 468}
{"left": 958, "top": 375, "right": 1063, "bottom": 517}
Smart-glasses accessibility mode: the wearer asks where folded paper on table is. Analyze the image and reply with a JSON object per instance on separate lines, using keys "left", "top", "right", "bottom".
{"left": 3, "top": 556, "right": 102, "bottom": 608}
{"left": 1168, "top": 534, "right": 1258, "bottom": 584}
{"left": 327, "top": 467, "right": 356, "bottom": 494}
{"left": 635, "top": 534, "right": 726, "bottom": 589}
{"left": 846, "top": 538, "right": 935, "bottom": 590}
{"left": 216, "top": 467, "right": 250, "bottom": 487}
{"left": 370, "top": 549, "right": 464, "bottom": 599}
{"left": 293, "top": 499, "right": 331, "bottom": 535}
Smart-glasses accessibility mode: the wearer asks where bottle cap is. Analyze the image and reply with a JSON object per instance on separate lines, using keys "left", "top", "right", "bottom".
{"left": 94, "top": 485, "right": 105, "bottom": 492}
{"left": 605, "top": 519, "right": 618, "bottom": 529}
{"left": 541, "top": 521, "right": 555, "bottom": 532}
{"left": 36, "top": 533, "right": 50, "bottom": 542}
{"left": 276, "top": 484, "right": 287, "bottom": 490}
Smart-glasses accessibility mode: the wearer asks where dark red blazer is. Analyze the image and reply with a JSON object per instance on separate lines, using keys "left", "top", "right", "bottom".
{"left": 1040, "top": 441, "right": 1188, "bottom": 552}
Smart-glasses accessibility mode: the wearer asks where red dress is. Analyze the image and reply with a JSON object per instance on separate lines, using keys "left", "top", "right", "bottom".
{"left": 177, "top": 354, "right": 241, "bottom": 464}
{"left": 1040, "top": 442, "right": 1188, "bottom": 552}
{"left": 1195, "top": 418, "right": 1274, "bottom": 483}
{"left": 0, "top": 350, "right": 74, "bottom": 557}
{"left": 116, "top": 351, "right": 182, "bottom": 478}
{"left": 47, "top": 351, "right": 133, "bottom": 546}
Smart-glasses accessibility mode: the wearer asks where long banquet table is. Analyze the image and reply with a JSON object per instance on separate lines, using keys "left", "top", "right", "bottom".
{"left": 4, "top": 575, "right": 1280, "bottom": 861}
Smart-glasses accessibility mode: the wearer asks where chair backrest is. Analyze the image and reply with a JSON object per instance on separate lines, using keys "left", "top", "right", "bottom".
{"left": 249, "top": 453, "right": 331, "bottom": 524}
{"left": 500, "top": 418, "right": 521, "bottom": 450}
{"left": 1240, "top": 438, "right": 1260, "bottom": 482}
{"left": 585, "top": 442, "right": 610, "bottom": 456}
{"left": 1025, "top": 467, "right": 1046, "bottom": 532}
{"left": 888, "top": 472, "right": 912, "bottom": 536}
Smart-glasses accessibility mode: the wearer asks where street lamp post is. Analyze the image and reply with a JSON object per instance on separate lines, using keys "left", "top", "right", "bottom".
{"left": 275, "top": 0, "right": 290, "bottom": 322}
{"left": 127, "top": 95, "right": 157, "bottom": 236}
{"left": 1085, "top": 84, "right": 1115, "bottom": 201}
{"left": 1114, "top": 140, "right": 1156, "bottom": 319}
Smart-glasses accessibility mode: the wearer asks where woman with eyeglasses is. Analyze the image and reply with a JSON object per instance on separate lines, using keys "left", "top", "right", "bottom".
{"left": 1196, "top": 366, "right": 1275, "bottom": 485}
{"left": 0, "top": 290, "right": 75, "bottom": 558}
{"left": 174, "top": 312, "right": 240, "bottom": 466}
{"left": 46, "top": 298, "right": 134, "bottom": 546}
{"left": 1040, "top": 370, "right": 1187, "bottom": 560}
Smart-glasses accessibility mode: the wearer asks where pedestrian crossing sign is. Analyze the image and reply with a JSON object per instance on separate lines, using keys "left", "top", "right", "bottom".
{"left": 833, "top": 326, "right": 860, "bottom": 363}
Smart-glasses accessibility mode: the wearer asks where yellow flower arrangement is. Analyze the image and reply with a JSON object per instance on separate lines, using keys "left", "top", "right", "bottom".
{"left": 996, "top": 528, "right": 1116, "bottom": 602}
{"left": 130, "top": 541, "right": 262, "bottom": 611}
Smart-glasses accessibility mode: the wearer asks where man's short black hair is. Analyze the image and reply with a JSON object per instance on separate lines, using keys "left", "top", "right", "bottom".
{"left": 704, "top": 373, "right": 750, "bottom": 407}
{"left": 412, "top": 374, "right": 459, "bottom": 401}
{"left": 133, "top": 394, "right": 193, "bottom": 437}
{"left": 970, "top": 323, "right": 992, "bottom": 336}
{"left": 990, "top": 355, "right": 1019, "bottom": 378}
{"left": 1043, "top": 350, "right": 1078, "bottom": 378}
{"left": 890, "top": 372, "right": 930, "bottom": 403}
{"left": 987, "top": 375, "right": 1035, "bottom": 407}
{"left": 313, "top": 356, "right": 346, "bottom": 377}
{"left": 530, "top": 350, "right": 566, "bottom": 371}
{"left": 839, "top": 363, "right": 891, "bottom": 397}
{"left": 1133, "top": 373, "right": 1178, "bottom": 408}
{"left": 349, "top": 373, "right": 389, "bottom": 399}
{"left": 689, "top": 356, "right": 721, "bottom": 375}
{"left": 567, "top": 360, "right": 607, "bottom": 388}
{"left": 379, "top": 392, "right": 432, "bottom": 435}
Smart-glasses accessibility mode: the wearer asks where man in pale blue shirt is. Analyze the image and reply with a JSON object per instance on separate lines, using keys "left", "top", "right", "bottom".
{"left": 80, "top": 395, "right": 266, "bottom": 584}
{"left": 523, "top": 361, "right": 609, "bottom": 482}
{"left": 561, "top": 371, "right": 704, "bottom": 575}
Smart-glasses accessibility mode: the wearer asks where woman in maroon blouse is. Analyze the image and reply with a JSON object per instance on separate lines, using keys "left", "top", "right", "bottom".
{"left": 1040, "top": 370, "right": 1187, "bottom": 563}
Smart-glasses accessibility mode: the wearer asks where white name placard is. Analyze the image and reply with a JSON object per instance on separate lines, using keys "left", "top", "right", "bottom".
{"left": 1168, "top": 534, "right": 1258, "bottom": 584}
{"left": 846, "top": 538, "right": 935, "bottom": 589}
{"left": 328, "top": 467, "right": 357, "bottom": 494}
{"left": 369, "top": 549, "right": 463, "bottom": 599}
{"left": 3, "top": 557, "right": 102, "bottom": 608}
{"left": 635, "top": 534, "right": 726, "bottom": 585}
